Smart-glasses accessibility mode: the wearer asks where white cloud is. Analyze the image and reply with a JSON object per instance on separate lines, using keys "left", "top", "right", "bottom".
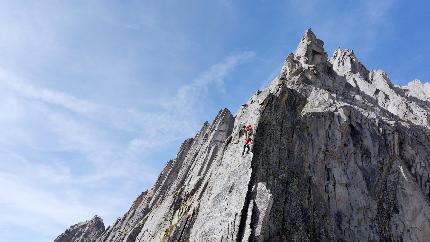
{"left": 0, "top": 173, "right": 88, "bottom": 226}
{"left": 0, "top": 51, "right": 253, "bottom": 240}
{"left": 166, "top": 51, "right": 255, "bottom": 113}
{"left": 0, "top": 68, "right": 98, "bottom": 114}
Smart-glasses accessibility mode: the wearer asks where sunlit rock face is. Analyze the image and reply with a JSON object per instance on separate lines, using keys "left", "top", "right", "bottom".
{"left": 57, "top": 29, "right": 430, "bottom": 242}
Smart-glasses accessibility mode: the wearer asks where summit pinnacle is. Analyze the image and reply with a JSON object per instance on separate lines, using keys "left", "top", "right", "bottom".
{"left": 294, "top": 28, "right": 328, "bottom": 66}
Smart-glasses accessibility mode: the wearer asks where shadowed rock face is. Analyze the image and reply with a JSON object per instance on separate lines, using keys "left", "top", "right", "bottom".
{"left": 57, "top": 29, "right": 430, "bottom": 242}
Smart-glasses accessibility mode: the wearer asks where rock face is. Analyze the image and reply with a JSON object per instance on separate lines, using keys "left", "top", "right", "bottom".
{"left": 55, "top": 215, "right": 105, "bottom": 242}
{"left": 57, "top": 29, "right": 430, "bottom": 241}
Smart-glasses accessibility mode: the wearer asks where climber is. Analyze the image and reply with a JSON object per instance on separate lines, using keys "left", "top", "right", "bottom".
{"left": 242, "top": 124, "right": 253, "bottom": 156}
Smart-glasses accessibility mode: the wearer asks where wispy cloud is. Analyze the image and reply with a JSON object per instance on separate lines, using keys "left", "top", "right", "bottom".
{"left": 0, "top": 68, "right": 98, "bottom": 114}
{"left": 167, "top": 51, "right": 255, "bottom": 113}
{"left": 0, "top": 50, "right": 253, "bottom": 239}
{"left": 0, "top": 2, "right": 411, "bottom": 242}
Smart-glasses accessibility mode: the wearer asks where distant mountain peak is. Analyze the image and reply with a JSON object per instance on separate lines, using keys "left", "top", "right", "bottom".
{"left": 55, "top": 215, "right": 105, "bottom": 242}
{"left": 403, "top": 78, "right": 430, "bottom": 102}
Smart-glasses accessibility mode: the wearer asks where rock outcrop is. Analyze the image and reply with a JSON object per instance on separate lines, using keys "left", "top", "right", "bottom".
{"left": 403, "top": 79, "right": 430, "bottom": 103}
{"left": 57, "top": 29, "right": 430, "bottom": 241}
{"left": 55, "top": 215, "right": 105, "bottom": 242}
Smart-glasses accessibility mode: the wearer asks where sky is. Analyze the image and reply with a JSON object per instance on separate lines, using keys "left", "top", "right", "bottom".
{"left": 0, "top": 0, "right": 428, "bottom": 241}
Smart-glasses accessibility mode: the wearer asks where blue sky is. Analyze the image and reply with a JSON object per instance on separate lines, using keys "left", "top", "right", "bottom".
{"left": 0, "top": 1, "right": 428, "bottom": 241}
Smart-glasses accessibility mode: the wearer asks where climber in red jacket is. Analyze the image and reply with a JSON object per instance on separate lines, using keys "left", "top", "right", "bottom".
{"left": 242, "top": 124, "right": 253, "bottom": 156}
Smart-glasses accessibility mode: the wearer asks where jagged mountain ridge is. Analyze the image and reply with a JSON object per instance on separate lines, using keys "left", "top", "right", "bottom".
{"left": 56, "top": 29, "right": 430, "bottom": 242}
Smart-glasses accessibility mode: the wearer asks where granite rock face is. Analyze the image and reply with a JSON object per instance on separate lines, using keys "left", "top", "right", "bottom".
{"left": 55, "top": 215, "right": 105, "bottom": 242}
{"left": 57, "top": 29, "right": 430, "bottom": 241}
